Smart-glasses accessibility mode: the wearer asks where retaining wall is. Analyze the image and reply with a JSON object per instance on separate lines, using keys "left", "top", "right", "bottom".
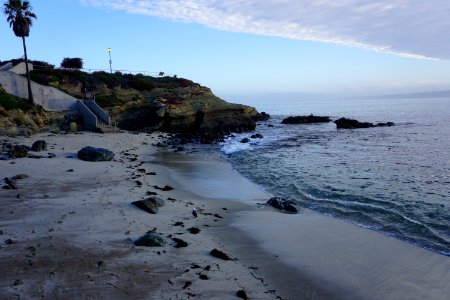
{"left": 0, "top": 71, "right": 78, "bottom": 111}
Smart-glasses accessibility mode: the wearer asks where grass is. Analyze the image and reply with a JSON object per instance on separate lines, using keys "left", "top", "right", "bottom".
{"left": 0, "top": 91, "right": 34, "bottom": 111}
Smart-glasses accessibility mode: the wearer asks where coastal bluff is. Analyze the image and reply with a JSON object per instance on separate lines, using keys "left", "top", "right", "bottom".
{"left": 0, "top": 67, "right": 264, "bottom": 137}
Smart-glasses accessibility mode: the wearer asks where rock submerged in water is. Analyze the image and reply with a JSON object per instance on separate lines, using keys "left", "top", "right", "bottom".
{"left": 134, "top": 232, "right": 166, "bottom": 247}
{"left": 77, "top": 146, "right": 114, "bottom": 161}
{"left": 132, "top": 196, "right": 165, "bottom": 214}
{"left": 282, "top": 114, "right": 331, "bottom": 124}
{"left": 334, "top": 117, "right": 395, "bottom": 129}
{"left": 266, "top": 197, "right": 300, "bottom": 213}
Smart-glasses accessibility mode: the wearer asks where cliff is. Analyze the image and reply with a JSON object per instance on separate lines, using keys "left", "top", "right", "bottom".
{"left": 28, "top": 69, "right": 261, "bottom": 137}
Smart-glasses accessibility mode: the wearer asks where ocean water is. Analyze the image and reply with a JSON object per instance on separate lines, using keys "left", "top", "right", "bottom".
{"left": 220, "top": 97, "right": 450, "bottom": 256}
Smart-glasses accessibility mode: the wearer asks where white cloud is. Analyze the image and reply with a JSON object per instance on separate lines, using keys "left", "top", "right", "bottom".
{"left": 80, "top": 0, "right": 450, "bottom": 60}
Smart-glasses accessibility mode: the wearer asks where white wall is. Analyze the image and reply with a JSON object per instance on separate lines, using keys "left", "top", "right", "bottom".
{"left": 0, "top": 71, "right": 78, "bottom": 111}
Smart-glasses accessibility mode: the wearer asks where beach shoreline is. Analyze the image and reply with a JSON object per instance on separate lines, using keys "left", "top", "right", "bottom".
{"left": 1, "top": 131, "right": 449, "bottom": 299}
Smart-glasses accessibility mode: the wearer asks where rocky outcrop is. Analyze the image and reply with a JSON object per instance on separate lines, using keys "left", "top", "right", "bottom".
{"left": 334, "top": 117, "right": 394, "bottom": 129}
{"left": 282, "top": 114, "right": 331, "bottom": 124}
{"left": 2, "top": 68, "right": 263, "bottom": 137}
{"left": 77, "top": 146, "right": 114, "bottom": 161}
{"left": 115, "top": 85, "right": 258, "bottom": 137}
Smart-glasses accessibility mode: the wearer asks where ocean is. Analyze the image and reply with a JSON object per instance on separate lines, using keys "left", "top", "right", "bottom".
{"left": 219, "top": 97, "right": 450, "bottom": 256}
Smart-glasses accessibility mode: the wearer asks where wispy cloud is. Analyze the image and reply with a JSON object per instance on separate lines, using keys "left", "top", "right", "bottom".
{"left": 80, "top": 0, "right": 450, "bottom": 60}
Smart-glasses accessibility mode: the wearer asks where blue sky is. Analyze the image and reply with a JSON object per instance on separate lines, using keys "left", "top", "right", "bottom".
{"left": 2, "top": 0, "right": 450, "bottom": 100}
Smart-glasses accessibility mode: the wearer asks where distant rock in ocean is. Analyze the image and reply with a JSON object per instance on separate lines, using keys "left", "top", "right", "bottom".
{"left": 334, "top": 117, "right": 394, "bottom": 129}
{"left": 281, "top": 114, "right": 331, "bottom": 124}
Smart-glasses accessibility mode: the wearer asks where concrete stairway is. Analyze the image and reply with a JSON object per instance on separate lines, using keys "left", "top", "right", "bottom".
{"left": 0, "top": 64, "right": 118, "bottom": 133}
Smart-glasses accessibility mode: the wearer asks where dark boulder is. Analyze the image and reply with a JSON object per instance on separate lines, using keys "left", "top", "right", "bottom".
{"left": 236, "top": 290, "right": 248, "bottom": 300}
{"left": 266, "top": 196, "right": 300, "bottom": 213}
{"left": 334, "top": 117, "right": 374, "bottom": 129}
{"left": 210, "top": 248, "right": 234, "bottom": 261}
{"left": 282, "top": 114, "right": 331, "bottom": 124}
{"left": 132, "top": 196, "right": 165, "bottom": 214}
{"left": 240, "top": 137, "right": 250, "bottom": 143}
{"left": 134, "top": 232, "right": 166, "bottom": 247}
{"left": 334, "top": 118, "right": 395, "bottom": 129}
{"left": 172, "top": 238, "right": 189, "bottom": 248}
{"left": 31, "top": 140, "right": 47, "bottom": 152}
{"left": 4, "top": 177, "right": 18, "bottom": 190}
{"left": 8, "top": 145, "right": 28, "bottom": 158}
{"left": 77, "top": 146, "right": 114, "bottom": 161}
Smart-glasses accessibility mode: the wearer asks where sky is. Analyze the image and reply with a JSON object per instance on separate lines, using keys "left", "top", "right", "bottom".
{"left": 1, "top": 0, "right": 450, "bottom": 101}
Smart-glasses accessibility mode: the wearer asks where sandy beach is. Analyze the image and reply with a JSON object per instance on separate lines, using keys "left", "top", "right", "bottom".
{"left": 1, "top": 131, "right": 449, "bottom": 300}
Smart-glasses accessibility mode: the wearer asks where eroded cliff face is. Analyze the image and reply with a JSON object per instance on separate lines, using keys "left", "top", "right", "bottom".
{"left": 114, "top": 85, "right": 259, "bottom": 135}
{"left": 4, "top": 69, "right": 263, "bottom": 137}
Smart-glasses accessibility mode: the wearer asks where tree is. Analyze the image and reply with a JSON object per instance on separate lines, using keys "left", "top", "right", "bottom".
{"left": 3, "top": 0, "right": 37, "bottom": 102}
{"left": 60, "top": 57, "right": 83, "bottom": 69}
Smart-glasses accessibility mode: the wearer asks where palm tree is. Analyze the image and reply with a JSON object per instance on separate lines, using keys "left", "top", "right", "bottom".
{"left": 3, "top": 0, "right": 37, "bottom": 102}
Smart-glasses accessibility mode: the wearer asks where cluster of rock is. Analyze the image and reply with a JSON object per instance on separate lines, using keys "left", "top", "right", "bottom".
{"left": 240, "top": 133, "right": 263, "bottom": 143}
{"left": 334, "top": 117, "right": 395, "bottom": 129}
{"left": 280, "top": 115, "right": 395, "bottom": 130}
{"left": 0, "top": 139, "right": 51, "bottom": 160}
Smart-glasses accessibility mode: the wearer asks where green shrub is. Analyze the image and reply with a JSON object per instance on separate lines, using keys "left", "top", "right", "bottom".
{"left": 0, "top": 91, "right": 34, "bottom": 111}
{"left": 94, "top": 94, "right": 124, "bottom": 107}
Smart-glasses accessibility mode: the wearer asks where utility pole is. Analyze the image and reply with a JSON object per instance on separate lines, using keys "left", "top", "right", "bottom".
{"left": 108, "top": 48, "right": 112, "bottom": 73}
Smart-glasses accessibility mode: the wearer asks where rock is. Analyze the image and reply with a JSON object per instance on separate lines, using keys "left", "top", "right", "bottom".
{"left": 77, "top": 146, "right": 114, "bottom": 161}
{"left": 188, "top": 227, "right": 201, "bottom": 234}
{"left": 266, "top": 196, "right": 301, "bottom": 213}
{"left": 11, "top": 174, "right": 28, "bottom": 180}
{"left": 132, "top": 197, "right": 165, "bottom": 214}
{"left": 4, "top": 238, "right": 16, "bottom": 244}
{"left": 69, "top": 122, "right": 78, "bottom": 133}
{"left": 172, "top": 238, "right": 189, "bottom": 248}
{"left": 153, "top": 185, "right": 174, "bottom": 191}
{"left": 31, "top": 140, "right": 47, "bottom": 152}
{"left": 162, "top": 185, "right": 174, "bottom": 191}
{"left": 282, "top": 114, "right": 331, "bottom": 124}
{"left": 4, "top": 178, "right": 17, "bottom": 190}
{"left": 240, "top": 137, "right": 250, "bottom": 143}
{"left": 134, "top": 232, "right": 166, "bottom": 247}
{"left": 334, "top": 117, "right": 374, "bottom": 129}
{"left": 8, "top": 145, "right": 28, "bottom": 158}
{"left": 13, "top": 279, "right": 23, "bottom": 286}
{"left": 250, "top": 133, "right": 263, "bottom": 139}
{"left": 236, "top": 290, "right": 248, "bottom": 300}
{"left": 210, "top": 248, "right": 234, "bottom": 261}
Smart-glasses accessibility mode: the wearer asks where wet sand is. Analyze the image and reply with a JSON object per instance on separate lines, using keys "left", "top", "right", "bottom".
{"left": 1, "top": 131, "right": 449, "bottom": 299}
